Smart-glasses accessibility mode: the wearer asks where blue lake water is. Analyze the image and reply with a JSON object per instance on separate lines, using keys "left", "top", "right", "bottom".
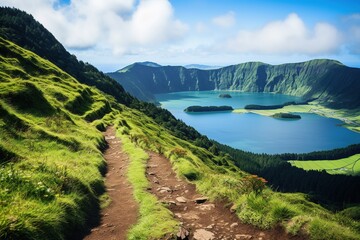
{"left": 156, "top": 91, "right": 360, "bottom": 154}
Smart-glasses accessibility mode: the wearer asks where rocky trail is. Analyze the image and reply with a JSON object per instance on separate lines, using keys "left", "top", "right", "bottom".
{"left": 84, "top": 126, "right": 138, "bottom": 240}
{"left": 146, "top": 152, "right": 304, "bottom": 240}
{"left": 83, "top": 126, "right": 304, "bottom": 240}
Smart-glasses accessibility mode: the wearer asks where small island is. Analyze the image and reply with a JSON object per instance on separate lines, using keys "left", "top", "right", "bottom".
{"left": 244, "top": 98, "right": 317, "bottom": 110}
{"left": 272, "top": 113, "right": 301, "bottom": 119}
{"left": 184, "top": 105, "right": 233, "bottom": 112}
{"left": 219, "top": 93, "right": 232, "bottom": 98}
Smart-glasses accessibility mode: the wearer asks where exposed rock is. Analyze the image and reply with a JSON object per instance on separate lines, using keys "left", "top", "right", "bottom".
{"left": 182, "top": 212, "right": 200, "bottom": 220}
{"left": 230, "top": 222, "right": 238, "bottom": 228}
{"left": 235, "top": 234, "right": 253, "bottom": 240}
{"left": 176, "top": 227, "right": 189, "bottom": 240}
{"left": 105, "top": 136, "right": 116, "bottom": 140}
{"left": 162, "top": 200, "right": 176, "bottom": 205}
{"left": 176, "top": 196, "right": 187, "bottom": 203}
{"left": 205, "top": 224, "right": 214, "bottom": 229}
{"left": 158, "top": 186, "right": 172, "bottom": 192}
{"left": 197, "top": 204, "right": 215, "bottom": 211}
{"left": 147, "top": 164, "right": 158, "bottom": 168}
{"left": 193, "top": 229, "right": 215, "bottom": 240}
{"left": 194, "top": 197, "right": 208, "bottom": 204}
{"left": 230, "top": 204, "right": 237, "bottom": 213}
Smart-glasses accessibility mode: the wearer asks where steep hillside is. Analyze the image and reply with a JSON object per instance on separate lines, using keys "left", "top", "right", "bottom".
{"left": 0, "top": 7, "right": 133, "bottom": 105}
{"left": 0, "top": 36, "right": 113, "bottom": 239}
{"left": 109, "top": 60, "right": 360, "bottom": 108}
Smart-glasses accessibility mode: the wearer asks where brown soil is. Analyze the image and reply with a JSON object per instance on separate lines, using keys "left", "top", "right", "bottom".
{"left": 84, "top": 126, "right": 138, "bottom": 240}
{"left": 146, "top": 152, "right": 306, "bottom": 240}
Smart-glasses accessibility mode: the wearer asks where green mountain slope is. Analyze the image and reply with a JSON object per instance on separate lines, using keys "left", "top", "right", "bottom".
{"left": 0, "top": 36, "right": 112, "bottom": 239}
{"left": 0, "top": 7, "right": 133, "bottom": 105}
{"left": 109, "top": 60, "right": 360, "bottom": 109}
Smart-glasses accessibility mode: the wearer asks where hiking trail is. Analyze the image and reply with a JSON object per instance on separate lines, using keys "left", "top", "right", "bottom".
{"left": 146, "top": 152, "right": 305, "bottom": 240}
{"left": 84, "top": 126, "right": 138, "bottom": 240}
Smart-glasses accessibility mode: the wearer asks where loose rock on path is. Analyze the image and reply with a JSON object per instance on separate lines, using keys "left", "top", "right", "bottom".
{"left": 84, "top": 126, "right": 138, "bottom": 240}
{"left": 146, "top": 152, "right": 306, "bottom": 240}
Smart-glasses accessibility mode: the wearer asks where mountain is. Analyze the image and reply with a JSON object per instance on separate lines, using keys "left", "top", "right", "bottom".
{"left": 0, "top": 7, "right": 133, "bottom": 105}
{"left": 109, "top": 60, "right": 360, "bottom": 109}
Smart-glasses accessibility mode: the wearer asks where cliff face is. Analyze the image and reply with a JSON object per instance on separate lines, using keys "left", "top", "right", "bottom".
{"left": 108, "top": 60, "right": 360, "bottom": 109}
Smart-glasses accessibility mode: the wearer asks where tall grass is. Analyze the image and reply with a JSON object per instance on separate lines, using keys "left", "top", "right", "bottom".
{"left": 0, "top": 38, "right": 108, "bottom": 239}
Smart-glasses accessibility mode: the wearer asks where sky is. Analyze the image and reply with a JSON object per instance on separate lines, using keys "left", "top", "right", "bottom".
{"left": 1, "top": 0, "right": 360, "bottom": 72}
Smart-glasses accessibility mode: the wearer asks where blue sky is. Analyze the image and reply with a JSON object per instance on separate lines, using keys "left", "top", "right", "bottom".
{"left": 1, "top": 0, "right": 360, "bottom": 71}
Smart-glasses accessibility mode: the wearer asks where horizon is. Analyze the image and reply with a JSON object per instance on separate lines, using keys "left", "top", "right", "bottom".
{"left": 1, "top": 0, "right": 360, "bottom": 72}
{"left": 118, "top": 58, "right": 354, "bottom": 72}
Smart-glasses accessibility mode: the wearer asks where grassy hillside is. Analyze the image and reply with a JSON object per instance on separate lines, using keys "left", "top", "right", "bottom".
{"left": 1, "top": 33, "right": 360, "bottom": 240}
{"left": 0, "top": 37, "right": 114, "bottom": 239}
{"left": 109, "top": 60, "right": 360, "bottom": 109}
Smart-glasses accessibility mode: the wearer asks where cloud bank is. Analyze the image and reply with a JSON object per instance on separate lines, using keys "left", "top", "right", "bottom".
{"left": 1, "top": 0, "right": 187, "bottom": 54}
{"left": 227, "top": 13, "right": 341, "bottom": 55}
{"left": 212, "top": 11, "right": 236, "bottom": 28}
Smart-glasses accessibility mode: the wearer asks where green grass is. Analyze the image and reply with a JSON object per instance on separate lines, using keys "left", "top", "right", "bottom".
{"left": 0, "top": 37, "right": 110, "bottom": 239}
{"left": 289, "top": 154, "right": 360, "bottom": 175}
{"left": 118, "top": 129, "right": 178, "bottom": 240}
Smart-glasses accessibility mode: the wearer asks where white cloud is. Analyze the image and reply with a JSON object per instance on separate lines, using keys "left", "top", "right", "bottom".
{"left": 1, "top": 0, "right": 187, "bottom": 54}
{"left": 344, "top": 13, "right": 360, "bottom": 21}
{"left": 227, "top": 13, "right": 342, "bottom": 54}
{"left": 212, "top": 11, "right": 236, "bottom": 28}
{"left": 195, "top": 22, "right": 207, "bottom": 33}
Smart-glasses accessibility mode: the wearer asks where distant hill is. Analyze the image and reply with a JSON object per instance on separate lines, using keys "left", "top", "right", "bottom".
{"left": 108, "top": 60, "right": 360, "bottom": 109}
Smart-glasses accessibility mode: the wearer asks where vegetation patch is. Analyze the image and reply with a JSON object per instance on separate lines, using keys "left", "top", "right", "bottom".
{"left": 272, "top": 112, "right": 301, "bottom": 119}
{"left": 219, "top": 93, "right": 232, "bottom": 98}
{"left": 184, "top": 105, "right": 233, "bottom": 112}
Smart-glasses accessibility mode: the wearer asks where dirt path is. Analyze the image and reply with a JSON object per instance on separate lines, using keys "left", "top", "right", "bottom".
{"left": 146, "top": 152, "right": 305, "bottom": 240}
{"left": 84, "top": 126, "right": 138, "bottom": 240}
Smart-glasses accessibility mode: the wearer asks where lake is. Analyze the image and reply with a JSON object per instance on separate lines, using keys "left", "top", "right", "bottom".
{"left": 155, "top": 91, "right": 360, "bottom": 154}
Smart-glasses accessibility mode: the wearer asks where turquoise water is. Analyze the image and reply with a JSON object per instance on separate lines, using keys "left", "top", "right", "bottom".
{"left": 156, "top": 91, "right": 360, "bottom": 154}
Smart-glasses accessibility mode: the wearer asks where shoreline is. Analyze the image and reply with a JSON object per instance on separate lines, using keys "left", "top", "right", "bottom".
{"left": 233, "top": 102, "right": 360, "bottom": 133}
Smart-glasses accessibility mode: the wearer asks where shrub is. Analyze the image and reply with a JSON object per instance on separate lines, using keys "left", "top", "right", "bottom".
{"left": 240, "top": 175, "right": 267, "bottom": 195}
